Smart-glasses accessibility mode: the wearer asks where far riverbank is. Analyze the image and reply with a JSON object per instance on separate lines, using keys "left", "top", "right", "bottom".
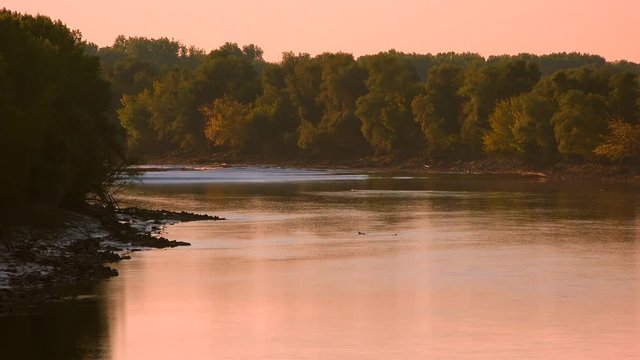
{"left": 141, "top": 153, "right": 640, "bottom": 185}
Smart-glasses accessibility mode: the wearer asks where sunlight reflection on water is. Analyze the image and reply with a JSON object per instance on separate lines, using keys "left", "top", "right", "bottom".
{"left": 2, "top": 167, "right": 639, "bottom": 359}
{"left": 106, "top": 168, "right": 640, "bottom": 359}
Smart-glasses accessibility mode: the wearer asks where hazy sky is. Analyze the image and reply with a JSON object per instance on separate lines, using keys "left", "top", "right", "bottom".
{"left": 4, "top": 0, "right": 639, "bottom": 62}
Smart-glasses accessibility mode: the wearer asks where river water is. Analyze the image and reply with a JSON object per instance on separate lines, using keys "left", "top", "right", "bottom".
{"left": 2, "top": 167, "right": 640, "bottom": 359}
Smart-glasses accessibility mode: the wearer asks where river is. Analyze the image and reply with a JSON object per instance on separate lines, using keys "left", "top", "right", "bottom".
{"left": 2, "top": 167, "right": 639, "bottom": 359}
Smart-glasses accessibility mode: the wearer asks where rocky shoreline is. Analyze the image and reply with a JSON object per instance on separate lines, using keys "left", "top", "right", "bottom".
{"left": 0, "top": 207, "right": 225, "bottom": 314}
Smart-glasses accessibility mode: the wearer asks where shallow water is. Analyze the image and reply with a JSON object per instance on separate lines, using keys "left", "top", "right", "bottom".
{"left": 2, "top": 167, "right": 640, "bottom": 359}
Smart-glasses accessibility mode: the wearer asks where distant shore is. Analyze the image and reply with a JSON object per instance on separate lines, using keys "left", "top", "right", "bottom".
{"left": 142, "top": 153, "right": 640, "bottom": 185}
{"left": 0, "top": 207, "right": 224, "bottom": 315}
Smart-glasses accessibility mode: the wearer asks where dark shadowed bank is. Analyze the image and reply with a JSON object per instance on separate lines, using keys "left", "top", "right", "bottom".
{"left": 0, "top": 207, "right": 224, "bottom": 315}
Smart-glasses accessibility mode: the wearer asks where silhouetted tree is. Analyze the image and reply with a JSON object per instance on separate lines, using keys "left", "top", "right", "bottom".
{"left": 0, "top": 10, "right": 125, "bottom": 221}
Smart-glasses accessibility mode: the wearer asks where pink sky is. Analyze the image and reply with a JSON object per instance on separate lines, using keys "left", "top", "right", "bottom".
{"left": 4, "top": 0, "right": 639, "bottom": 62}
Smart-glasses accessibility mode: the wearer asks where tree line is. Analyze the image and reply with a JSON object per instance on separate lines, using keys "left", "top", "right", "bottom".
{"left": 105, "top": 37, "right": 640, "bottom": 165}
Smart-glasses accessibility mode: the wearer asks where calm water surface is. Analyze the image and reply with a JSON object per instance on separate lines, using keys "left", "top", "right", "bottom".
{"left": 2, "top": 167, "right": 640, "bottom": 359}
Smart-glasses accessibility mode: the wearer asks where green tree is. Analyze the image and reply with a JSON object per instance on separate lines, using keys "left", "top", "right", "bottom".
{"left": 512, "top": 93, "right": 558, "bottom": 163}
{"left": 594, "top": 118, "right": 640, "bottom": 163}
{"left": 484, "top": 96, "right": 527, "bottom": 155}
{"left": 144, "top": 69, "right": 201, "bottom": 151}
{"left": 118, "top": 93, "right": 164, "bottom": 154}
{"left": 191, "top": 43, "right": 262, "bottom": 105}
{"left": 515, "top": 52, "right": 606, "bottom": 76}
{"left": 551, "top": 90, "right": 608, "bottom": 158}
{"left": 295, "top": 53, "right": 369, "bottom": 157}
{"left": 283, "top": 53, "right": 323, "bottom": 132}
{"left": 202, "top": 97, "right": 253, "bottom": 152}
{"left": 248, "top": 61, "right": 301, "bottom": 158}
{"left": 459, "top": 59, "right": 541, "bottom": 156}
{"left": 99, "top": 35, "right": 205, "bottom": 71}
{"left": 356, "top": 52, "right": 424, "bottom": 155}
{"left": 412, "top": 64, "right": 465, "bottom": 160}
{"left": 116, "top": 43, "right": 264, "bottom": 156}
{"left": 607, "top": 72, "right": 639, "bottom": 122}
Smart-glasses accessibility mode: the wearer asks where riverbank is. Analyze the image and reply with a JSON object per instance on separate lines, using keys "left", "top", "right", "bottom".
{"left": 0, "top": 207, "right": 224, "bottom": 314}
{"left": 143, "top": 152, "right": 640, "bottom": 184}
{"left": 426, "top": 159, "right": 640, "bottom": 184}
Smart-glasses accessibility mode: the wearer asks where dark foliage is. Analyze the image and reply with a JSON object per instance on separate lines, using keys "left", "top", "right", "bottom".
{"left": 0, "top": 10, "right": 125, "bottom": 223}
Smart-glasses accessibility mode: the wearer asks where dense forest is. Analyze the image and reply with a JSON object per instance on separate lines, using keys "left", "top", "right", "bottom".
{"left": 0, "top": 10, "right": 124, "bottom": 222}
{"left": 98, "top": 36, "right": 640, "bottom": 166}
{"left": 1, "top": 9, "right": 640, "bottom": 220}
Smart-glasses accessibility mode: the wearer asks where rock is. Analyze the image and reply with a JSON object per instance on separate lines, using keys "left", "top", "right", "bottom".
{"left": 0, "top": 205, "right": 224, "bottom": 314}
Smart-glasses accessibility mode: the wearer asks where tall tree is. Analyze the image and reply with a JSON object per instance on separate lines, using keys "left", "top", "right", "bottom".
{"left": 412, "top": 64, "right": 465, "bottom": 160}
{"left": 483, "top": 96, "right": 527, "bottom": 156}
{"left": 551, "top": 90, "right": 608, "bottom": 158}
{"left": 607, "top": 72, "right": 639, "bottom": 122}
{"left": 0, "top": 10, "right": 124, "bottom": 219}
{"left": 249, "top": 60, "right": 301, "bottom": 158}
{"left": 202, "top": 96, "right": 253, "bottom": 152}
{"left": 594, "top": 119, "right": 640, "bottom": 163}
{"left": 459, "top": 59, "right": 541, "bottom": 156}
{"left": 356, "top": 52, "right": 424, "bottom": 156}
{"left": 191, "top": 43, "right": 262, "bottom": 106}
{"left": 294, "top": 53, "right": 369, "bottom": 157}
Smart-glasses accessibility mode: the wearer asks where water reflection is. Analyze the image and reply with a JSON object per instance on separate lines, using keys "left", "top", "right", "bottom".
{"left": 0, "top": 285, "right": 109, "bottom": 360}
{"left": 3, "top": 167, "right": 640, "bottom": 359}
{"left": 106, "top": 168, "right": 640, "bottom": 359}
